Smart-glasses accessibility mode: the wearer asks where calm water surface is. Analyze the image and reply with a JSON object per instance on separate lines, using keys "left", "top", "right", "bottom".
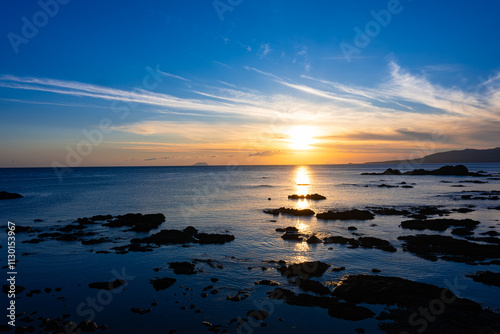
{"left": 0, "top": 164, "right": 499, "bottom": 333}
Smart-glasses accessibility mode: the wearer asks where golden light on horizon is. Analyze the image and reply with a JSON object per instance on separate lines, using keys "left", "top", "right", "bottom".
{"left": 288, "top": 126, "right": 316, "bottom": 151}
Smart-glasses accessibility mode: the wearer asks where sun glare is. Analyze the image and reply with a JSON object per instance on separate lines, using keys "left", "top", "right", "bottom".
{"left": 288, "top": 126, "right": 316, "bottom": 150}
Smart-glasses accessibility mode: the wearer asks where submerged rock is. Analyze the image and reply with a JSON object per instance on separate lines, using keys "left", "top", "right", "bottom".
{"left": 317, "top": 209, "right": 375, "bottom": 220}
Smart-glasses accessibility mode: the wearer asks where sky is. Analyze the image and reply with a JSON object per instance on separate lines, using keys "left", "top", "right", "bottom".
{"left": 1, "top": 0, "right": 499, "bottom": 167}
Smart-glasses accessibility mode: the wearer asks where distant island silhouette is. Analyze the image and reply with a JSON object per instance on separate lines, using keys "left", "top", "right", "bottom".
{"left": 366, "top": 147, "right": 500, "bottom": 164}
{"left": 192, "top": 162, "right": 209, "bottom": 166}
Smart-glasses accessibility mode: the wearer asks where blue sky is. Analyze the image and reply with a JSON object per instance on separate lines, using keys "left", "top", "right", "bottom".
{"left": 1, "top": 0, "right": 499, "bottom": 167}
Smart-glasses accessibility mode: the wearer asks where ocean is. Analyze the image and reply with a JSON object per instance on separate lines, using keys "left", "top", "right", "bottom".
{"left": 1, "top": 163, "right": 499, "bottom": 333}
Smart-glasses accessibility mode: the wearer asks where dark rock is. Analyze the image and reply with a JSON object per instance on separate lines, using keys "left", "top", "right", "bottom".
{"left": 104, "top": 213, "right": 165, "bottom": 232}
{"left": 281, "top": 232, "right": 304, "bottom": 242}
{"left": 323, "top": 236, "right": 359, "bottom": 248}
{"left": 451, "top": 228, "right": 475, "bottom": 236}
{"left": 81, "top": 237, "right": 110, "bottom": 245}
{"left": 183, "top": 226, "right": 198, "bottom": 236}
{"left": 378, "top": 184, "right": 398, "bottom": 188}
{"left": 275, "top": 226, "right": 298, "bottom": 232}
{"left": 266, "top": 288, "right": 374, "bottom": 321}
{"left": 13, "top": 326, "right": 34, "bottom": 333}
{"left": 415, "top": 206, "right": 451, "bottom": 216}
{"left": 254, "top": 280, "right": 280, "bottom": 286}
{"left": 347, "top": 226, "right": 357, "bottom": 231}
{"left": 358, "top": 237, "right": 397, "bottom": 253}
{"left": 0, "top": 191, "right": 23, "bottom": 200}
{"left": 294, "top": 278, "right": 331, "bottom": 295}
{"left": 196, "top": 233, "right": 235, "bottom": 244}
{"left": 288, "top": 193, "right": 326, "bottom": 200}
{"left": 131, "top": 307, "right": 152, "bottom": 314}
{"left": 277, "top": 261, "right": 330, "bottom": 279}
{"left": 266, "top": 288, "right": 296, "bottom": 300}
{"left": 210, "top": 278, "right": 218, "bottom": 283}
{"left": 169, "top": 262, "right": 196, "bottom": 275}
{"left": 150, "top": 277, "right": 176, "bottom": 291}
{"left": 131, "top": 228, "right": 234, "bottom": 245}
{"left": 398, "top": 234, "right": 500, "bottom": 263}
{"left": 317, "top": 209, "right": 374, "bottom": 220}
{"left": 481, "top": 231, "right": 500, "bottom": 237}
{"left": 459, "top": 180, "right": 488, "bottom": 184}
{"left": 57, "top": 224, "right": 86, "bottom": 233}
{"left": 400, "top": 218, "right": 480, "bottom": 232}
{"left": 371, "top": 269, "right": 381, "bottom": 273}
{"left": 361, "top": 168, "right": 401, "bottom": 176}
{"left": 466, "top": 271, "right": 500, "bottom": 287}
{"left": 226, "top": 292, "right": 250, "bottom": 302}
{"left": 38, "top": 232, "right": 63, "bottom": 238}
{"left": 90, "top": 214, "right": 113, "bottom": 221}
{"left": 362, "top": 165, "right": 479, "bottom": 177}
{"left": 331, "top": 266, "right": 346, "bottom": 272}
{"left": 88, "top": 279, "right": 126, "bottom": 291}
{"left": 332, "top": 274, "right": 500, "bottom": 333}
{"left": 452, "top": 208, "right": 475, "bottom": 213}
{"left": 306, "top": 235, "right": 322, "bottom": 244}
{"left": 2, "top": 284, "right": 26, "bottom": 295}
{"left": 407, "top": 213, "right": 427, "bottom": 220}
{"left": 263, "top": 207, "right": 315, "bottom": 216}
{"left": 246, "top": 310, "right": 269, "bottom": 321}
{"left": 77, "top": 320, "right": 99, "bottom": 332}
{"left": 11, "top": 226, "right": 34, "bottom": 233}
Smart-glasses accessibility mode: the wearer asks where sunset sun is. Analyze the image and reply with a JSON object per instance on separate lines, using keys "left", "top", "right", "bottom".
{"left": 288, "top": 126, "right": 316, "bottom": 150}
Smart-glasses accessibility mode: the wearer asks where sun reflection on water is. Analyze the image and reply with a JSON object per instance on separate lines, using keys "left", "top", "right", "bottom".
{"left": 293, "top": 166, "right": 312, "bottom": 208}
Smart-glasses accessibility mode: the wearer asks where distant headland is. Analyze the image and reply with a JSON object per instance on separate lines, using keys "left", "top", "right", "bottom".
{"left": 366, "top": 147, "right": 500, "bottom": 164}
{"left": 192, "top": 162, "right": 209, "bottom": 166}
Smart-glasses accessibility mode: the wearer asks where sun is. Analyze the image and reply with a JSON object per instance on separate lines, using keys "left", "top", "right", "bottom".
{"left": 288, "top": 126, "right": 316, "bottom": 150}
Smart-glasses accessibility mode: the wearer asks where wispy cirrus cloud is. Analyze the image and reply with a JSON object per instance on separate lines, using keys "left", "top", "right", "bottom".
{"left": 1, "top": 60, "right": 500, "bottom": 155}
